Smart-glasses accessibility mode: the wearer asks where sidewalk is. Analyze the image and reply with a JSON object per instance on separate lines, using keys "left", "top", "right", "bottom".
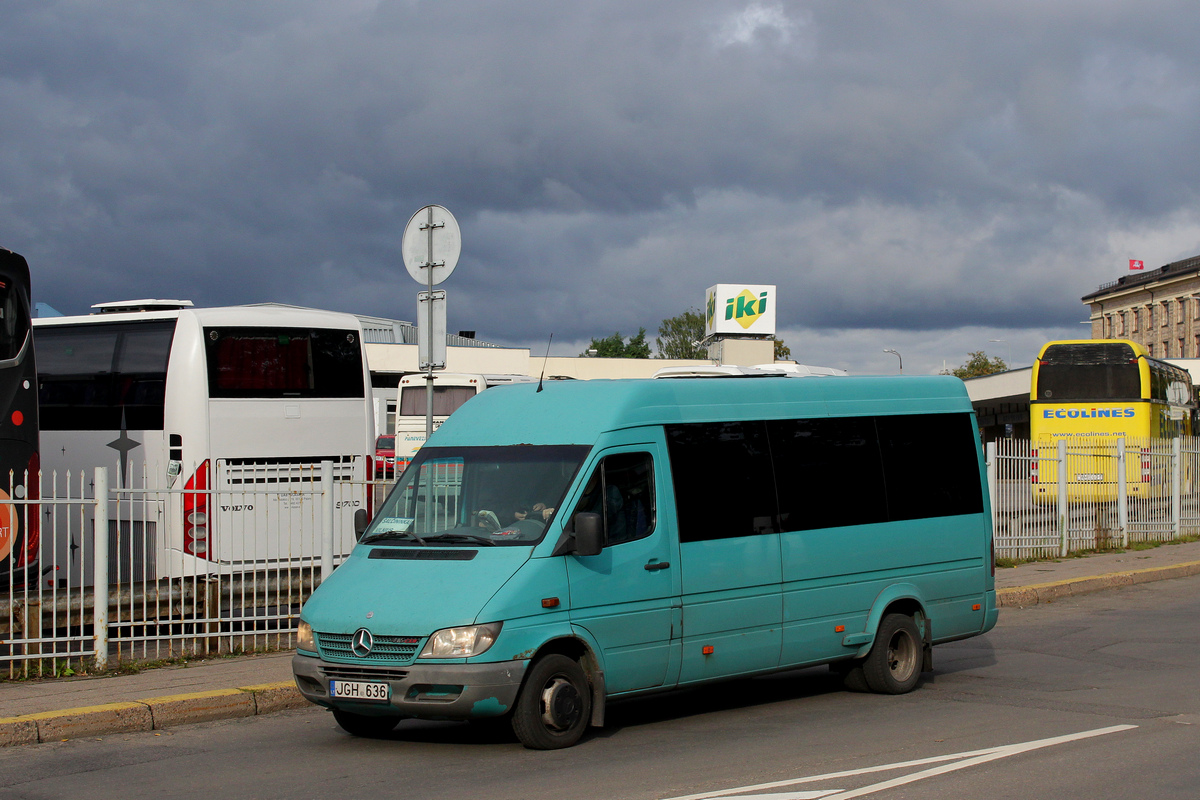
{"left": 3, "top": 540, "right": 1200, "bottom": 746}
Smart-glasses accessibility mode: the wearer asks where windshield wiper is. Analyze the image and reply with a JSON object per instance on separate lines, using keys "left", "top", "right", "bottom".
{"left": 361, "top": 530, "right": 426, "bottom": 545}
{"left": 421, "top": 533, "right": 498, "bottom": 547}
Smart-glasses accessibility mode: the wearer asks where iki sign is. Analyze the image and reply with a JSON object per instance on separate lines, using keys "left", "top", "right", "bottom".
{"left": 705, "top": 284, "right": 777, "bottom": 337}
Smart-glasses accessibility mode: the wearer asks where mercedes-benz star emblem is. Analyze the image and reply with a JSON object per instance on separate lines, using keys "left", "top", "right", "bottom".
{"left": 351, "top": 628, "right": 374, "bottom": 658}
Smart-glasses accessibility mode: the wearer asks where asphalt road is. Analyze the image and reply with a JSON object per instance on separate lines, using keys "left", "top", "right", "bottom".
{"left": 2, "top": 577, "right": 1198, "bottom": 800}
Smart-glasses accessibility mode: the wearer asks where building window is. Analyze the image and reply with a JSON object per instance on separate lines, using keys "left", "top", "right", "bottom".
{"left": 1163, "top": 340, "right": 1170, "bottom": 357}
{"left": 1132, "top": 309, "right": 1139, "bottom": 333}
{"left": 1179, "top": 338, "right": 1185, "bottom": 357}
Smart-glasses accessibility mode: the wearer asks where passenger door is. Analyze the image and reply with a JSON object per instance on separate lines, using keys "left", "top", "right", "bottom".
{"left": 565, "top": 442, "right": 681, "bottom": 695}
{"left": 665, "top": 421, "right": 784, "bottom": 683}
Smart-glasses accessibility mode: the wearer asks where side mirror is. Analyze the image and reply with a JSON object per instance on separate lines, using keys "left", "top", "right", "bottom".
{"left": 573, "top": 512, "right": 603, "bottom": 557}
{"left": 354, "top": 508, "right": 369, "bottom": 541}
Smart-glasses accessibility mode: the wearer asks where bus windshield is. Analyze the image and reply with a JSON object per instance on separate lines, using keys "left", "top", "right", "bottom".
{"left": 362, "top": 445, "right": 590, "bottom": 547}
{"left": 1036, "top": 342, "right": 1141, "bottom": 401}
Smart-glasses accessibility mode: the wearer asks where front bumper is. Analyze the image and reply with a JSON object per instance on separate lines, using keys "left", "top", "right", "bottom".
{"left": 291, "top": 653, "right": 527, "bottom": 720}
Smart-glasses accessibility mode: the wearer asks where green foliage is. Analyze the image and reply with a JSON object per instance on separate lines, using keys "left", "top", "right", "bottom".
{"left": 655, "top": 308, "right": 707, "bottom": 359}
{"left": 773, "top": 338, "right": 791, "bottom": 361}
{"left": 582, "top": 327, "right": 651, "bottom": 358}
{"left": 943, "top": 350, "right": 1007, "bottom": 379}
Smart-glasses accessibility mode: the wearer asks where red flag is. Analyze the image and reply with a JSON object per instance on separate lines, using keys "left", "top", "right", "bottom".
{"left": 1129, "top": 259, "right": 1144, "bottom": 270}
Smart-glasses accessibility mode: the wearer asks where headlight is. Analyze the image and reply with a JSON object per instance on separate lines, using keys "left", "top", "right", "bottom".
{"left": 418, "top": 622, "right": 502, "bottom": 658}
{"left": 296, "top": 620, "right": 316, "bottom": 654}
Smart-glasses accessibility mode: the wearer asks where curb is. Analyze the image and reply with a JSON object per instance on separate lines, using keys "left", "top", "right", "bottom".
{"left": 996, "top": 559, "right": 1200, "bottom": 608}
{"left": 0, "top": 680, "right": 306, "bottom": 746}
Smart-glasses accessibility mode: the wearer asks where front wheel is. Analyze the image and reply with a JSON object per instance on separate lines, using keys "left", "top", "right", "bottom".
{"left": 862, "top": 613, "right": 923, "bottom": 694}
{"left": 332, "top": 709, "right": 403, "bottom": 738}
{"left": 511, "top": 654, "right": 592, "bottom": 750}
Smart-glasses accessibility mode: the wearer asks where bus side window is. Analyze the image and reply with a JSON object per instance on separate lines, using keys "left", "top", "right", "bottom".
{"left": 573, "top": 453, "right": 655, "bottom": 546}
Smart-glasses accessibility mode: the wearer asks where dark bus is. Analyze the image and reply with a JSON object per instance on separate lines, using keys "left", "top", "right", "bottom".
{"left": 0, "top": 248, "right": 39, "bottom": 587}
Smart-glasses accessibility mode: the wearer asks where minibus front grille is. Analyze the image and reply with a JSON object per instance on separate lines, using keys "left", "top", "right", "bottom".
{"left": 320, "top": 665, "right": 410, "bottom": 681}
{"left": 316, "top": 631, "right": 423, "bottom": 664}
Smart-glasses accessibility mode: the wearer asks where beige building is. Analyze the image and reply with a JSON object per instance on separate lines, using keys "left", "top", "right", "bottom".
{"left": 1082, "top": 254, "right": 1200, "bottom": 358}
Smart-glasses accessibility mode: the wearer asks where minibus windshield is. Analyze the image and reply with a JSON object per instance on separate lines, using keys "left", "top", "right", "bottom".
{"left": 362, "top": 445, "right": 590, "bottom": 547}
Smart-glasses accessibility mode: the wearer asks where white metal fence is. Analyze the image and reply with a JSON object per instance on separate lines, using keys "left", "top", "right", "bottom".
{"left": 2, "top": 460, "right": 397, "bottom": 678}
{"left": 10, "top": 438, "right": 1199, "bottom": 674}
{"left": 987, "top": 436, "right": 1200, "bottom": 560}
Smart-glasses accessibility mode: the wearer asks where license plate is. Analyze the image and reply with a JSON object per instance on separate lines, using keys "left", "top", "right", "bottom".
{"left": 1075, "top": 473, "right": 1104, "bottom": 482}
{"left": 330, "top": 680, "right": 390, "bottom": 702}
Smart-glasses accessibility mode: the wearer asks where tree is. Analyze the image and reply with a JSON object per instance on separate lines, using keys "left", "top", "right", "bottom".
{"left": 773, "top": 338, "right": 791, "bottom": 361}
{"left": 655, "top": 308, "right": 706, "bottom": 359}
{"left": 943, "top": 350, "right": 1007, "bottom": 379}
{"left": 581, "top": 328, "right": 651, "bottom": 358}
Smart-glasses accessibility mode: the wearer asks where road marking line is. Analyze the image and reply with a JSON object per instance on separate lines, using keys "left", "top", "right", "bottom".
{"left": 662, "top": 724, "right": 1137, "bottom": 800}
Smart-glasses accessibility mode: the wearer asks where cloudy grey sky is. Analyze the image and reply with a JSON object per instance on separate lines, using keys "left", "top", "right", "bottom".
{"left": 4, "top": 0, "right": 1199, "bottom": 374}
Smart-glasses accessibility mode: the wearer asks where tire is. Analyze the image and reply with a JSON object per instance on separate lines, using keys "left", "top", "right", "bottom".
{"left": 862, "top": 613, "right": 923, "bottom": 694}
{"left": 511, "top": 654, "right": 592, "bottom": 750}
{"left": 332, "top": 709, "right": 402, "bottom": 738}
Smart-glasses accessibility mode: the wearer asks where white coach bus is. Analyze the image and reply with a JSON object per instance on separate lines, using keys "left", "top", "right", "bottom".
{"left": 33, "top": 301, "right": 374, "bottom": 584}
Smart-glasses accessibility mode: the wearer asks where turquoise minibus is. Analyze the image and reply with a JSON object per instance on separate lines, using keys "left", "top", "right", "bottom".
{"left": 292, "top": 375, "right": 998, "bottom": 749}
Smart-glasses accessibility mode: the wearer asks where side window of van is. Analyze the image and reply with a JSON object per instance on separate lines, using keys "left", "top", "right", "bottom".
{"left": 768, "top": 416, "right": 888, "bottom": 532}
{"left": 573, "top": 452, "right": 655, "bottom": 546}
{"left": 875, "top": 413, "right": 983, "bottom": 520}
{"left": 666, "top": 421, "right": 779, "bottom": 543}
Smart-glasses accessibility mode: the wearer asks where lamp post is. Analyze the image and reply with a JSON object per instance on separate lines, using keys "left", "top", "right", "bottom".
{"left": 883, "top": 348, "right": 902, "bottom": 374}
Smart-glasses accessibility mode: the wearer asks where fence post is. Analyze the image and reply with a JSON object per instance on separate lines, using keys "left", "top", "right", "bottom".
{"left": 1057, "top": 439, "right": 1068, "bottom": 557}
{"left": 92, "top": 467, "right": 109, "bottom": 670}
{"left": 1116, "top": 438, "right": 1128, "bottom": 548}
{"left": 986, "top": 441, "right": 998, "bottom": 542}
{"left": 321, "top": 460, "right": 335, "bottom": 583}
{"left": 1172, "top": 438, "right": 1182, "bottom": 540}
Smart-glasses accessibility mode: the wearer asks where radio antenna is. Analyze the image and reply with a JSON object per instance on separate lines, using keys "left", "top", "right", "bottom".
{"left": 537, "top": 333, "right": 553, "bottom": 392}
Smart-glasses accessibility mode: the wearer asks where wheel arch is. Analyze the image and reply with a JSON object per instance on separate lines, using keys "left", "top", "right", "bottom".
{"left": 524, "top": 632, "right": 607, "bottom": 728}
{"left": 854, "top": 583, "right": 930, "bottom": 660}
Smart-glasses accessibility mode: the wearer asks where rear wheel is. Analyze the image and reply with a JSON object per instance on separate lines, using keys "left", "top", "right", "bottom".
{"left": 863, "top": 613, "right": 922, "bottom": 694}
{"left": 511, "top": 654, "right": 592, "bottom": 750}
{"left": 332, "top": 709, "right": 402, "bottom": 738}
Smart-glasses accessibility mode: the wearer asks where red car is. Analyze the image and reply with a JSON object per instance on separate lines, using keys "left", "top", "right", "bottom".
{"left": 374, "top": 435, "right": 396, "bottom": 479}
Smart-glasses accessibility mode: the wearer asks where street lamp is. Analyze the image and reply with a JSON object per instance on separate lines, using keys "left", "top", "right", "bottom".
{"left": 883, "top": 348, "right": 902, "bottom": 374}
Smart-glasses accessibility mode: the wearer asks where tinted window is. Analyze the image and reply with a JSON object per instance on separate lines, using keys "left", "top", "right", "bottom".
{"left": 666, "top": 421, "right": 779, "bottom": 543}
{"left": 667, "top": 413, "right": 983, "bottom": 541}
{"left": 1036, "top": 343, "right": 1141, "bottom": 401}
{"left": 399, "top": 385, "right": 477, "bottom": 416}
{"left": 572, "top": 452, "right": 655, "bottom": 546}
{"left": 768, "top": 416, "right": 888, "bottom": 531}
{"left": 35, "top": 321, "right": 175, "bottom": 430}
{"left": 0, "top": 277, "right": 30, "bottom": 361}
{"left": 875, "top": 413, "right": 983, "bottom": 521}
{"left": 205, "top": 327, "right": 364, "bottom": 399}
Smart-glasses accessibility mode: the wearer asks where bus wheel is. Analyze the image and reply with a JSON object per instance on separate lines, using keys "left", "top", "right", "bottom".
{"left": 863, "top": 613, "right": 922, "bottom": 695}
{"left": 511, "top": 654, "right": 592, "bottom": 750}
{"left": 332, "top": 709, "right": 402, "bottom": 738}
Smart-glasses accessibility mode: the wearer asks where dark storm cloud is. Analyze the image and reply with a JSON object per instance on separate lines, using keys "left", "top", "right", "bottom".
{"left": 3, "top": 0, "right": 1200, "bottom": 371}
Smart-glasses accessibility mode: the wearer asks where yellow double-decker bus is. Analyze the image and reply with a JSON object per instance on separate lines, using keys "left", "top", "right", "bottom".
{"left": 1030, "top": 339, "right": 1195, "bottom": 501}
